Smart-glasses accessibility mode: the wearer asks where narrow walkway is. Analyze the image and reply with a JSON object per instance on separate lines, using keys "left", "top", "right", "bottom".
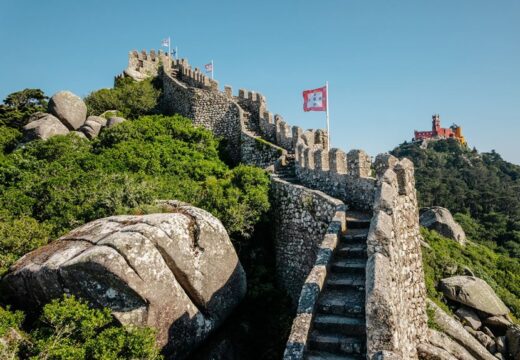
{"left": 305, "top": 212, "right": 370, "bottom": 360}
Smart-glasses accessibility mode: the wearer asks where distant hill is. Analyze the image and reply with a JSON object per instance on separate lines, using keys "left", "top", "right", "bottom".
{"left": 391, "top": 139, "right": 520, "bottom": 257}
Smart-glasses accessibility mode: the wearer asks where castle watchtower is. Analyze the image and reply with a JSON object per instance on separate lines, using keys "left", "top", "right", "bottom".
{"left": 432, "top": 113, "right": 441, "bottom": 133}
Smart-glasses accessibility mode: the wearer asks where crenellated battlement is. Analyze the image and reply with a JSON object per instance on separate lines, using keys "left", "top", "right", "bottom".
{"left": 125, "top": 49, "right": 172, "bottom": 80}
{"left": 236, "top": 88, "right": 266, "bottom": 103}
{"left": 125, "top": 50, "right": 219, "bottom": 90}
{"left": 171, "top": 58, "right": 219, "bottom": 91}
{"left": 294, "top": 129, "right": 371, "bottom": 177}
{"left": 290, "top": 129, "right": 375, "bottom": 210}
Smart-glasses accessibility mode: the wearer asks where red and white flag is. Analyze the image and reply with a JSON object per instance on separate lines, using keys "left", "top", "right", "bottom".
{"left": 303, "top": 86, "right": 327, "bottom": 112}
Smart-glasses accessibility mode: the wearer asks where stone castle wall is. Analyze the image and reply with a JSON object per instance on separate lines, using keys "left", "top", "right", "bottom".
{"left": 159, "top": 70, "right": 244, "bottom": 163}
{"left": 365, "top": 154, "right": 428, "bottom": 359}
{"left": 240, "top": 131, "right": 287, "bottom": 170}
{"left": 234, "top": 89, "right": 266, "bottom": 132}
{"left": 126, "top": 50, "right": 171, "bottom": 78}
{"left": 123, "top": 50, "right": 428, "bottom": 359}
{"left": 270, "top": 176, "right": 345, "bottom": 304}
{"left": 283, "top": 192, "right": 346, "bottom": 359}
{"left": 126, "top": 50, "right": 287, "bottom": 166}
{"left": 294, "top": 129, "right": 376, "bottom": 211}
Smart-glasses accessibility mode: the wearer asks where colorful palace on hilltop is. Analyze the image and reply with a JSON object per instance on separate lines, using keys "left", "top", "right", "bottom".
{"left": 414, "top": 114, "right": 467, "bottom": 145}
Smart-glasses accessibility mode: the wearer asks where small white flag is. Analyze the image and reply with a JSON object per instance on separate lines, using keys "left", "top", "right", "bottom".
{"left": 161, "top": 38, "right": 170, "bottom": 47}
{"left": 204, "top": 62, "right": 213, "bottom": 73}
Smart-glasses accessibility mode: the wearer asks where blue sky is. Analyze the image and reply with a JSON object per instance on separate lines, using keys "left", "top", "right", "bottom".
{"left": 1, "top": 0, "right": 519, "bottom": 163}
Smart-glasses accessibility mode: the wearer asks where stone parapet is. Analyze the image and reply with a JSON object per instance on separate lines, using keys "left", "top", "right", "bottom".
{"left": 365, "top": 154, "right": 428, "bottom": 359}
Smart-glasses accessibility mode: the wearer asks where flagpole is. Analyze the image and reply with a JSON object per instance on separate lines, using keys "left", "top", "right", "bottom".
{"left": 326, "top": 81, "right": 330, "bottom": 150}
{"left": 211, "top": 60, "right": 214, "bottom": 79}
{"left": 168, "top": 37, "right": 171, "bottom": 58}
{"left": 175, "top": 46, "right": 178, "bottom": 60}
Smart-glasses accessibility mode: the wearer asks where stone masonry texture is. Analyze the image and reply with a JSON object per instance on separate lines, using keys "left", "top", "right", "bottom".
{"left": 124, "top": 50, "right": 428, "bottom": 359}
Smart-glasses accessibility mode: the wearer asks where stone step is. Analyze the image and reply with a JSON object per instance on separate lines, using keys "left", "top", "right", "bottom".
{"left": 336, "top": 243, "right": 367, "bottom": 259}
{"left": 345, "top": 211, "right": 371, "bottom": 221}
{"left": 341, "top": 229, "right": 369, "bottom": 243}
{"left": 313, "top": 314, "right": 366, "bottom": 336}
{"left": 317, "top": 290, "right": 364, "bottom": 317}
{"left": 331, "top": 259, "right": 366, "bottom": 274}
{"left": 325, "top": 273, "right": 365, "bottom": 291}
{"left": 309, "top": 331, "right": 365, "bottom": 355}
{"left": 306, "top": 351, "right": 363, "bottom": 360}
{"left": 346, "top": 219, "right": 371, "bottom": 229}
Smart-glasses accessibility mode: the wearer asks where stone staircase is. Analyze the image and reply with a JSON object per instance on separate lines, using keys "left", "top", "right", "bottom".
{"left": 305, "top": 212, "right": 370, "bottom": 360}
{"left": 276, "top": 154, "right": 297, "bottom": 181}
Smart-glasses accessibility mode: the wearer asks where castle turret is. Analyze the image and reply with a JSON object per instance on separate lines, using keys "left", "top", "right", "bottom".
{"left": 432, "top": 114, "right": 441, "bottom": 134}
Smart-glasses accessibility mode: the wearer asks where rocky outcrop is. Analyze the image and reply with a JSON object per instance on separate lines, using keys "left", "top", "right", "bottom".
{"left": 439, "top": 276, "right": 509, "bottom": 316}
{"left": 1, "top": 202, "right": 246, "bottom": 359}
{"left": 427, "top": 329, "right": 476, "bottom": 360}
{"left": 507, "top": 326, "right": 520, "bottom": 360}
{"left": 23, "top": 113, "right": 69, "bottom": 140}
{"left": 80, "top": 116, "right": 106, "bottom": 139}
{"left": 106, "top": 116, "right": 126, "bottom": 128}
{"left": 420, "top": 207, "right": 466, "bottom": 245}
{"left": 48, "top": 91, "right": 87, "bottom": 130}
{"left": 483, "top": 315, "right": 512, "bottom": 330}
{"left": 418, "top": 342, "right": 458, "bottom": 360}
{"left": 455, "top": 307, "right": 482, "bottom": 331}
{"left": 427, "top": 300, "right": 496, "bottom": 360}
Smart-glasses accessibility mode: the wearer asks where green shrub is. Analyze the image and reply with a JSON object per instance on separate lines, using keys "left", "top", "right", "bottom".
{"left": 0, "top": 89, "right": 48, "bottom": 130}
{"left": 26, "top": 295, "right": 162, "bottom": 360}
{"left": 0, "top": 127, "right": 21, "bottom": 154}
{"left": 0, "top": 306, "right": 24, "bottom": 337}
{"left": 0, "top": 215, "right": 52, "bottom": 275}
{"left": 0, "top": 306, "right": 24, "bottom": 360}
{"left": 85, "top": 78, "right": 160, "bottom": 119}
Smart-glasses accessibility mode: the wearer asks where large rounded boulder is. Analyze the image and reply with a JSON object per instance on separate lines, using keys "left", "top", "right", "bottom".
{"left": 23, "top": 112, "right": 69, "bottom": 140}
{"left": 48, "top": 91, "right": 87, "bottom": 130}
{"left": 439, "top": 276, "right": 509, "bottom": 316}
{"left": 80, "top": 115, "right": 106, "bottom": 139}
{"left": 420, "top": 206, "right": 467, "bottom": 245}
{"left": 0, "top": 202, "right": 246, "bottom": 359}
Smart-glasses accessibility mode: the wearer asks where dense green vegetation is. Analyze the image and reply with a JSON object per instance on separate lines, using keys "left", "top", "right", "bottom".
{"left": 0, "top": 84, "right": 279, "bottom": 359}
{"left": 0, "top": 114, "right": 269, "bottom": 275}
{"left": 1, "top": 296, "right": 162, "bottom": 360}
{"left": 0, "top": 89, "right": 48, "bottom": 130}
{"left": 84, "top": 77, "right": 161, "bottom": 119}
{"left": 422, "top": 228, "right": 520, "bottom": 320}
{"left": 392, "top": 139, "right": 520, "bottom": 257}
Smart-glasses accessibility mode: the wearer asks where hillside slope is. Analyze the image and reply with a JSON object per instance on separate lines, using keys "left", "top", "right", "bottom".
{"left": 392, "top": 139, "right": 520, "bottom": 257}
